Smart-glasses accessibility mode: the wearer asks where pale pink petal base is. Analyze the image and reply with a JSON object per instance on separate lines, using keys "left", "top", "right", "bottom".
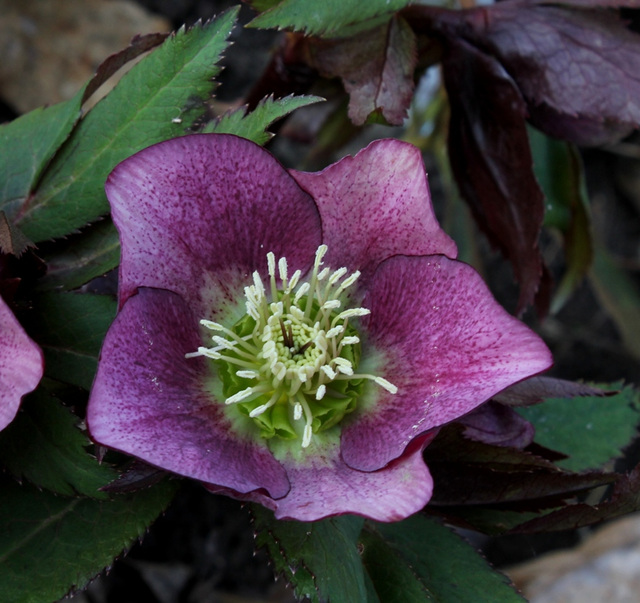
{"left": 0, "top": 297, "right": 43, "bottom": 431}
{"left": 342, "top": 255, "right": 553, "bottom": 471}
{"left": 87, "top": 287, "right": 290, "bottom": 499}
{"left": 206, "top": 433, "right": 436, "bottom": 522}
{"left": 290, "top": 139, "right": 457, "bottom": 283}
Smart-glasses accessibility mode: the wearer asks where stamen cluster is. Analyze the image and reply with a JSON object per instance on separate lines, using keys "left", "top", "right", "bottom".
{"left": 187, "top": 245, "right": 396, "bottom": 448}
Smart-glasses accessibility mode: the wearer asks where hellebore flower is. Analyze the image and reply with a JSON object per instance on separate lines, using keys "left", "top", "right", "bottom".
{"left": 87, "top": 134, "right": 552, "bottom": 521}
{"left": 0, "top": 296, "right": 43, "bottom": 431}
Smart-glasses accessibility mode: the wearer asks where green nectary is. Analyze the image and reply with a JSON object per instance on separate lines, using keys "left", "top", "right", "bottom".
{"left": 187, "top": 245, "right": 397, "bottom": 448}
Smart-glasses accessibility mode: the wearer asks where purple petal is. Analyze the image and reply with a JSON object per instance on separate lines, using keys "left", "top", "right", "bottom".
{"left": 0, "top": 297, "right": 43, "bottom": 431}
{"left": 107, "top": 134, "right": 322, "bottom": 317}
{"left": 87, "top": 287, "right": 290, "bottom": 498}
{"left": 342, "top": 255, "right": 552, "bottom": 471}
{"left": 290, "top": 139, "right": 457, "bottom": 283}
{"left": 206, "top": 434, "right": 435, "bottom": 522}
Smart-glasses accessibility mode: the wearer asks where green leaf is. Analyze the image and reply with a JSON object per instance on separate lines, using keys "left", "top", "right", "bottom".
{"left": 248, "top": 0, "right": 412, "bottom": 38}
{"left": 530, "top": 127, "right": 592, "bottom": 313}
{"left": 0, "top": 477, "right": 177, "bottom": 603}
{"left": 517, "top": 383, "right": 640, "bottom": 472}
{"left": 204, "top": 94, "right": 324, "bottom": 144}
{"left": 17, "top": 11, "right": 238, "bottom": 242}
{"left": 253, "top": 506, "right": 368, "bottom": 603}
{"left": 0, "top": 388, "right": 116, "bottom": 498}
{"left": 37, "top": 220, "right": 120, "bottom": 291}
{"left": 362, "top": 515, "right": 525, "bottom": 602}
{"left": 0, "top": 90, "right": 83, "bottom": 214}
{"left": 29, "top": 292, "right": 116, "bottom": 390}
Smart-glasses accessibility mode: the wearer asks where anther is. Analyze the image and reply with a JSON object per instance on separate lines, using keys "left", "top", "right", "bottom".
{"left": 278, "top": 257, "right": 288, "bottom": 283}
{"left": 225, "top": 387, "right": 257, "bottom": 405}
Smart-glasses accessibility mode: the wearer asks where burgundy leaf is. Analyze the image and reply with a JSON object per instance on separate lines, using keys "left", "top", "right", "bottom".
{"left": 428, "top": 462, "right": 616, "bottom": 506}
{"left": 451, "top": 2, "right": 640, "bottom": 145}
{"left": 510, "top": 464, "right": 640, "bottom": 532}
{"left": 457, "top": 400, "right": 535, "bottom": 448}
{"left": 493, "top": 376, "right": 614, "bottom": 407}
{"left": 442, "top": 38, "right": 546, "bottom": 313}
{"left": 523, "top": 0, "right": 640, "bottom": 8}
{"left": 425, "top": 424, "right": 558, "bottom": 471}
{"left": 100, "top": 460, "right": 170, "bottom": 494}
{"left": 307, "top": 16, "right": 417, "bottom": 125}
{"left": 425, "top": 426, "right": 615, "bottom": 506}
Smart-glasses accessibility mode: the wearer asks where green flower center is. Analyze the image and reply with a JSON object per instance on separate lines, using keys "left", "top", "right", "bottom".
{"left": 187, "top": 245, "right": 396, "bottom": 448}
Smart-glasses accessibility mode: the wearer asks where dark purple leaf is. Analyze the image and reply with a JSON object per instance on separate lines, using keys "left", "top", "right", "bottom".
{"left": 449, "top": 2, "right": 640, "bottom": 145}
{"left": 493, "top": 376, "right": 614, "bottom": 407}
{"left": 425, "top": 424, "right": 560, "bottom": 471}
{"left": 442, "top": 38, "right": 546, "bottom": 313}
{"left": 307, "top": 16, "right": 417, "bottom": 125}
{"left": 424, "top": 425, "right": 615, "bottom": 506}
{"left": 100, "top": 461, "right": 171, "bottom": 494}
{"left": 511, "top": 464, "right": 640, "bottom": 532}
{"left": 457, "top": 400, "right": 535, "bottom": 448}
{"left": 524, "top": 0, "right": 640, "bottom": 7}
{"left": 428, "top": 462, "right": 616, "bottom": 505}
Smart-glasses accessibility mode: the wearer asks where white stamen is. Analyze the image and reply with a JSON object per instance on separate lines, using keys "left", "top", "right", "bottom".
{"left": 252, "top": 271, "right": 265, "bottom": 297}
{"left": 315, "top": 244, "right": 328, "bottom": 266}
{"left": 211, "top": 335, "right": 235, "bottom": 349}
{"left": 225, "top": 387, "right": 257, "bottom": 405}
{"left": 317, "top": 267, "right": 330, "bottom": 281}
{"left": 278, "top": 257, "right": 288, "bottom": 282}
{"left": 236, "top": 370, "right": 259, "bottom": 379}
{"left": 321, "top": 365, "right": 337, "bottom": 379}
{"left": 287, "top": 270, "right": 301, "bottom": 292}
{"left": 326, "top": 326, "right": 344, "bottom": 338}
{"left": 375, "top": 376, "right": 398, "bottom": 394}
{"left": 249, "top": 392, "right": 280, "bottom": 417}
{"left": 294, "top": 282, "right": 310, "bottom": 304}
{"left": 341, "top": 336, "right": 360, "bottom": 345}
{"left": 302, "top": 424, "right": 313, "bottom": 448}
{"left": 315, "top": 384, "right": 326, "bottom": 400}
{"left": 293, "top": 402, "right": 303, "bottom": 420}
{"left": 322, "top": 299, "right": 341, "bottom": 310}
{"left": 267, "top": 252, "right": 276, "bottom": 277}
{"left": 336, "top": 308, "right": 370, "bottom": 320}
{"left": 328, "top": 267, "right": 347, "bottom": 285}
{"left": 274, "top": 363, "right": 287, "bottom": 382}
{"left": 200, "top": 319, "right": 224, "bottom": 331}
{"left": 336, "top": 270, "right": 361, "bottom": 295}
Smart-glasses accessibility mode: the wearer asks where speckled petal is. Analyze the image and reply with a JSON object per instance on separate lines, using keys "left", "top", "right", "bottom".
{"left": 290, "top": 139, "right": 457, "bottom": 282}
{"left": 0, "top": 298, "right": 43, "bottom": 431}
{"left": 107, "top": 134, "right": 322, "bottom": 319}
{"left": 342, "top": 255, "right": 553, "bottom": 472}
{"left": 87, "top": 287, "right": 290, "bottom": 498}
{"left": 205, "top": 433, "right": 436, "bottom": 522}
